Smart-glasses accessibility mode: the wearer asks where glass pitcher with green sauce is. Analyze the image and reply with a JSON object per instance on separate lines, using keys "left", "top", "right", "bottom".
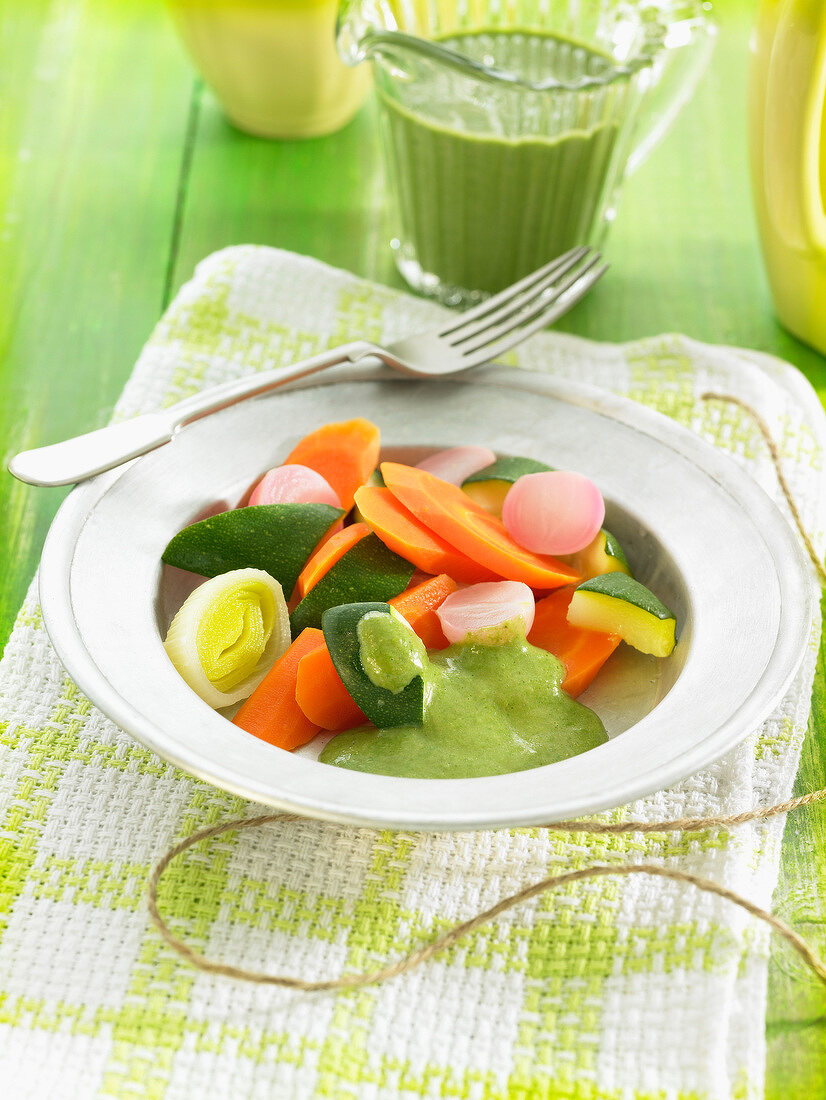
{"left": 337, "top": 0, "right": 715, "bottom": 304}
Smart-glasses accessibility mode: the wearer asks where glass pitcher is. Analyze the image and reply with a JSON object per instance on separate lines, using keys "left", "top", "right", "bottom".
{"left": 337, "top": 0, "right": 715, "bottom": 304}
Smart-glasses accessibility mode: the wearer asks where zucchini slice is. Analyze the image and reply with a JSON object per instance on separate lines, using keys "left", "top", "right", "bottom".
{"left": 290, "top": 532, "right": 414, "bottom": 636}
{"left": 567, "top": 573, "right": 676, "bottom": 657}
{"left": 561, "top": 528, "right": 632, "bottom": 581}
{"left": 162, "top": 502, "right": 343, "bottom": 600}
{"left": 461, "top": 455, "right": 552, "bottom": 516}
{"left": 322, "top": 602, "right": 426, "bottom": 728}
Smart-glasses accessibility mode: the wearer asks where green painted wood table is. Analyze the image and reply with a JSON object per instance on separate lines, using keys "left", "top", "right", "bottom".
{"left": 1, "top": 1, "right": 824, "bottom": 1094}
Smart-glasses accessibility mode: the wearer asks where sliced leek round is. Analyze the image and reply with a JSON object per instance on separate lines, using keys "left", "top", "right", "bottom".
{"left": 164, "top": 569, "right": 290, "bottom": 708}
{"left": 567, "top": 572, "right": 676, "bottom": 658}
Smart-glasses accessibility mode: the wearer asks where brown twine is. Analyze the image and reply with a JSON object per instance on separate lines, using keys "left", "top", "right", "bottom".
{"left": 148, "top": 391, "right": 826, "bottom": 991}
{"left": 701, "top": 391, "right": 826, "bottom": 587}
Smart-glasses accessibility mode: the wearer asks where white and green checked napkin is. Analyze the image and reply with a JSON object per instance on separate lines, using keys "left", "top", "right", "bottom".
{"left": 2, "top": 246, "right": 824, "bottom": 1100}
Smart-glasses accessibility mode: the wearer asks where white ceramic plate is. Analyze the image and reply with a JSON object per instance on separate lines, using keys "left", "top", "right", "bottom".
{"left": 39, "top": 366, "right": 814, "bottom": 830}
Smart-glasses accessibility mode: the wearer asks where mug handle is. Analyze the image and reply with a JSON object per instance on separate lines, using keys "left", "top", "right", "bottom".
{"left": 763, "top": 0, "right": 826, "bottom": 251}
{"left": 626, "top": 4, "right": 717, "bottom": 175}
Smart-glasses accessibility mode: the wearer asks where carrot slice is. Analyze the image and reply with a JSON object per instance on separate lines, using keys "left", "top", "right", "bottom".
{"left": 296, "top": 522, "right": 370, "bottom": 599}
{"left": 232, "top": 628, "right": 323, "bottom": 749}
{"left": 354, "top": 485, "right": 499, "bottom": 584}
{"left": 285, "top": 419, "right": 380, "bottom": 511}
{"left": 389, "top": 573, "right": 459, "bottom": 649}
{"left": 296, "top": 644, "right": 367, "bottom": 730}
{"left": 528, "top": 587, "right": 620, "bottom": 697}
{"left": 380, "top": 462, "right": 580, "bottom": 590}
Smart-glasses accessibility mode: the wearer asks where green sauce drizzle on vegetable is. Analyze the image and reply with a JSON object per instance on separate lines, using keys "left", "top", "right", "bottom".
{"left": 357, "top": 608, "right": 427, "bottom": 694}
{"left": 320, "top": 618, "right": 607, "bottom": 779}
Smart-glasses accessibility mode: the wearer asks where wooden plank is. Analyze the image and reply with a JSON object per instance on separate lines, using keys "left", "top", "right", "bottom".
{"left": 0, "top": 0, "right": 194, "bottom": 649}
{"left": 170, "top": 88, "right": 398, "bottom": 294}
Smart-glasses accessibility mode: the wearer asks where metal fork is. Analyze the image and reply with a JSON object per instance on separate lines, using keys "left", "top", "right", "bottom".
{"left": 9, "top": 247, "right": 606, "bottom": 487}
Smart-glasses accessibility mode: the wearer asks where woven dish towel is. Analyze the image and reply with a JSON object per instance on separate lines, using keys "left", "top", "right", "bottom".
{"left": 1, "top": 246, "right": 825, "bottom": 1100}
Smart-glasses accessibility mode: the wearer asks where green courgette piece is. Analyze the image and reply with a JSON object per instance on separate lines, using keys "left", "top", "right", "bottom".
{"left": 290, "top": 533, "right": 414, "bottom": 637}
{"left": 161, "top": 503, "right": 343, "bottom": 599}
{"left": 461, "top": 455, "right": 552, "bottom": 516}
{"left": 567, "top": 573, "right": 676, "bottom": 657}
{"left": 322, "top": 602, "right": 425, "bottom": 728}
{"left": 351, "top": 467, "right": 386, "bottom": 523}
{"left": 561, "top": 528, "right": 632, "bottom": 580}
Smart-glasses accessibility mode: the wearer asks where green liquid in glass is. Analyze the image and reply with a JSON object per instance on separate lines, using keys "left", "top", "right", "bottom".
{"left": 379, "top": 30, "right": 622, "bottom": 294}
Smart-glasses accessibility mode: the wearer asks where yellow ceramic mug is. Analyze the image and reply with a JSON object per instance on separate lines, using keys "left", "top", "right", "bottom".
{"left": 167, "top": 0, "right": 369, "bottom": 138}
{"left": 749, "top": 0, "right": 826, "bottom": 355}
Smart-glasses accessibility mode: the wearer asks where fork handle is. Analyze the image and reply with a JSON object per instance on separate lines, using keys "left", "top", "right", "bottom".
{"left": 8, "top": 341, "right": 378, "bottom": 487}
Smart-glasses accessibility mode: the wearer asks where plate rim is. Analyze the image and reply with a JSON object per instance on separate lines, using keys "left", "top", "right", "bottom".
{"left": 38, "top": 365, "right": 817, "bottom": 830}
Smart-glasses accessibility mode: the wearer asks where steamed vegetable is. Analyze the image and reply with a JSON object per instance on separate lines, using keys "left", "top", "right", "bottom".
{"left": 436, "top": 581, "right": 535, "bottom": 645}
{"left": 323, "top": 602, "right": 426, "bottom": 728}
{"left": 164, "top": 569, "right": 290, "bottom": 708}
{"left": 389, "top": 572, "right": 459, "bottom": 649}
{"left": 560, "top": 528, "right": 632, "bottom": 581}
{"left": 289, "top": 533, "right": 414, "bottom": 636}
{"left": 295, "top": 522, "right": 371, "bottom": 598}
{"left": 380, "top": 462, "right": 580, "bottom": 589}
{"left": 462, "top": 455, "right": 552, "bottom": 516}
{"left": 416, "top": 445, "right": 496, "bottom": 486}
{"left": 284, "top": 418, "right": 381, "bottom": 510}
{"left": 232, "top": 628, "right": 323, "bottom": 748}
{"left": 567, "top": 573, "right": 677, "bottom": 658}
{"left": 353, "top": 485, "right": 498, "bottom": 583}
{"left": 528, "top": 587, "right": 620, "bottom": 697}
{"left": 502, "top": 470, "right": 605, "bottom": 556}
{"left": 248, "top": 464, "right": 341, "bottom": 508}
{"left": 161, "top": 502, "right": 343, "bottom": 599}
{"left": 295, "top": 639, "right": 368, "bottom": 730}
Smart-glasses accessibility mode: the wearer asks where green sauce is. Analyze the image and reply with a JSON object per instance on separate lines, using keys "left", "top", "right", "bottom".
{"left": 378, "top": 29, "right": 622, "bottom": 294}
{"left": 357, "top": 608, "right": 427, "bottom": 693}
{"left": 319, "top": 628, "right": 607, "bottom": 779}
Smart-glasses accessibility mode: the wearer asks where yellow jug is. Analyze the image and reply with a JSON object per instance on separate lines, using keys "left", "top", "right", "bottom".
{"left": 749, "top": 0, "right": 826, "bottom": 355}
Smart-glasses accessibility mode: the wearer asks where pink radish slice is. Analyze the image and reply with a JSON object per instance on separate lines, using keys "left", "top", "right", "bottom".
{"left": 248, "top": 464, "right": 342, "bottom": 508}
{"left": 416, "top": 446, "right": 497, "bottom": 487}
{"left": 502, "top": 471, "right": 604, "bottom": 556}
{"left": 436, "top": 581, "right": 535, "bottom": 644}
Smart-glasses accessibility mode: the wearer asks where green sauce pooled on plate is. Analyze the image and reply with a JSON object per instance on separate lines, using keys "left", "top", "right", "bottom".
{"left": 319, "top": 612, "right": 607, "bottom": 779}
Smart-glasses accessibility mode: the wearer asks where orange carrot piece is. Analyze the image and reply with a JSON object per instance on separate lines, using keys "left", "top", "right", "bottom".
{"left": 285, "top": 419, "right": 381, "bottom": 511}
{"left": 528, "top": 587, "right": 620, "bottom": 697}
{"left": 232, "top": 629, "right": 323, "bottom": 750}
{"left": 354, "top": 485, "right": 499, "bottom": 584}
{"left": 389, "top": 573, "right": 459, "bottom": 649}
{"left": 296, "top": 644, "right": 367, "bottom": 730}
{"left": 380, "top": 462, "right": 580, "bottom": 591}
{"left": 296, "top": 522, "right": 370, "bottom": 599}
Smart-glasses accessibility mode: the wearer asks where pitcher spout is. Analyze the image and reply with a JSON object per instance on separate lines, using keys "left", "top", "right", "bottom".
{"left": 336, "top": 0, "right": 402, "bottom": 66}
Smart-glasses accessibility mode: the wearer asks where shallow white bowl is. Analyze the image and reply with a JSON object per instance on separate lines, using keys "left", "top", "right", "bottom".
{"left": 39, "top": 366, "right": 814, "bottom": 830}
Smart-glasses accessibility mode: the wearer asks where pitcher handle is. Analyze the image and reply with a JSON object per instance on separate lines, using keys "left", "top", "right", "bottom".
{"left": 627, "top": 3, "right": 717, "bottom": 175}
{"left": 763, "top": 0, "right": 826, "bottom": 251}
